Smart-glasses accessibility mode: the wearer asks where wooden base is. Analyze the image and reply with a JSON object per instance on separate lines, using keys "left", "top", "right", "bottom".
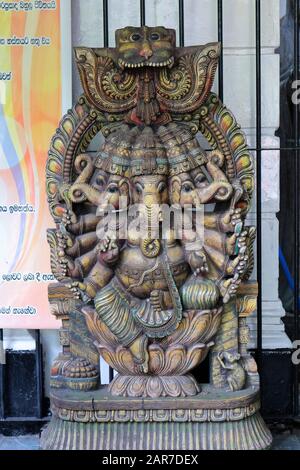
{"left": 41, "top": 385, "right": 272, "bottom": 450}
{"left": 41, "top": 413, "right": 271, "bottom": 450}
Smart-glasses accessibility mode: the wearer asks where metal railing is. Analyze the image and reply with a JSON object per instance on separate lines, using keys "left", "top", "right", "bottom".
{"left": 293, "top": 0, "right": 299, "bottom": 417}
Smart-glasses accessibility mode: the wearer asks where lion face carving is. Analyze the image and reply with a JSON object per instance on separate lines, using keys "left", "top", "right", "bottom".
{"left": 115, "top": 26, "right": 175, "bottom": 69}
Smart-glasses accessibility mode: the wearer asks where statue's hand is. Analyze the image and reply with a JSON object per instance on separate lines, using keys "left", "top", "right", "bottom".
{"left": 56, "top": 230, "right": 78, "bottom": 275}
{"left": 62, "top": 208, "right": 77, "bottom": 228}
{"left": 59, "top": 255, "right": 76, "bottom": 278}
{"left": 97, "top": 236, "right": 119, "bottom": 264}
{"left": 57, "top": 230, "right": 76, "bottom": 253}
{"left": 219, "top": 208, "right": 243, "bottom": 234}
{"left": 98, "top": 236, "right": 114, "bottom": 252}
{"left": 220, "top": 273, "right": 242, "bottom": 304}
{"left": 186, "top": 249, "right": 209, "bottom": 275}
{"left": 67, "top": 281, "right": 87, "bottom": 300}
{"left": 220, "top": 230, "right": 249, "bottom": 303}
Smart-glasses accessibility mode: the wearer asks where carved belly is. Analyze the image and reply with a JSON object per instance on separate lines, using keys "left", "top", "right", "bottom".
{"left": 115, "top": 244, "right": 189, "bottom": 299}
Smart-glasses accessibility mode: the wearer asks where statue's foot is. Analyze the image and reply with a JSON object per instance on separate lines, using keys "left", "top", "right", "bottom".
{"left": 129, "top": 335, "right": 149, "bottom": 374}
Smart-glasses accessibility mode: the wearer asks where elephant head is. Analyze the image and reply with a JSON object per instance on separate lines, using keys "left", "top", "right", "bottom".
{"left": 68, "top": 169, "right": 130, "bottom": 212}
{"left": 169, "top": 151, "right": 233, "bottom": 207}
{"left": 66, "top": 128, "right": 133, "bottom": 211}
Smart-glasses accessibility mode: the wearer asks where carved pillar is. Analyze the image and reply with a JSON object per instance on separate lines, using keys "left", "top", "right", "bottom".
{"left": 48, "top": 283, "right": 99, "bottom": 391}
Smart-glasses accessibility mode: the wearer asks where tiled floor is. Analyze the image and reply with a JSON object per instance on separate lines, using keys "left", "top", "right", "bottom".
{"left": 0, "top": 431, "right": 300, "bottom": 450}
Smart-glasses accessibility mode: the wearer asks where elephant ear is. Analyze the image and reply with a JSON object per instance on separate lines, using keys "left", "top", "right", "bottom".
{"left": 74, "top": 47, "right": 138, "bottom": 114}
{"left": 155, "top": 42, "right": 220, "bottom": 114}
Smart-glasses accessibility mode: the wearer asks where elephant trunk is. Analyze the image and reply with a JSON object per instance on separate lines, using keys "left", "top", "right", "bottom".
{"left": 198, "top": 160, "right": 233, "bottom": 202}
{"left": 68, "top": 183, "right": 103, "bottom": 205}
{"left": 73, "top": 154, "right": 94, "bottom": 184}
{"left": 197, "top": 180, "right": 233, "bottom": 203}
{"left": 139, "top": 193, "right": 162, "bottom": 258}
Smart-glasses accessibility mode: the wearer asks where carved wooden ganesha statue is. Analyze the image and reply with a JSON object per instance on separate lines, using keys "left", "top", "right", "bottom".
{"left": 41, "top": 26, "right": 272, "bottom": 450}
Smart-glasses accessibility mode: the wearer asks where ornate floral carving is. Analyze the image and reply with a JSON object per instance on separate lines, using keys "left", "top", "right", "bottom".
{"left": 50, "top": 397, "right": 260, "bottom": 423}
{"left": 83, "top": 306, "right": 215, "bottom": 397}
{"left": 75, "top": 29, "right": 220, "bottom": 125}
{"left": 156, "top": 44, "right": 220, "bottom": 113}
{"left": 75, "top": 49, "right": 138, "bottom": 114}
{"left": 109, "top": 374, "right": 200, "bottom": 398}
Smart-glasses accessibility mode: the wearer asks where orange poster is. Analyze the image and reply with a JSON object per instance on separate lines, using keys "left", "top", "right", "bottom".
{"left": 0, "top": 0, "right": 71, "bottom": 328}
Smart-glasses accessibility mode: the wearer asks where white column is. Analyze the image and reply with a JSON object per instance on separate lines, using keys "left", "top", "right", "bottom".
{"left": 222, "top": 0, "right": 291, "bottom": 348}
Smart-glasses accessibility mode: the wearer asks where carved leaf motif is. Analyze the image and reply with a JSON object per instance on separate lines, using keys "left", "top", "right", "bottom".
{"left": 198, "top": 93, "right": 254, "bottom": 211}
{"left": 161, "top": 308, "right": 222, "bottom": 348}
{"left": 109, "top": 374, "right": 200, "bottom": 398}
{"left": 180, "top": 344, "right": 209, "bottom": 375}
{"left": 46, "top": 97, "right": 103, "bottom": 223}
{"left": 236, "top": 295, "right": 257, "bottom": 317}
{"left": 145, "top": 377, "right": 163, "bottom": 398}
{"left": 97, "top": 345, "right": 137, "bottom": 375}
{"left": 200, "top": 308, "right": 223, "bottom": 344}
{"left": 162, "top": 377, "right": 182, "bottom": 397}
{"left": 242, "top": 226, "right": 256, "bottom": 281}
{"left": 159, "top": 344, "right": 187, "bottom": 375}
{"left": 83, "top": 308, "right": 119, "bottom": 348}
{"left": 156, "top": 43, "right": 220, "bottom": 113}
{"left": 83, "top": 305, "right": 217, "bottom": 376}
{"left": 47, "top": 230, "right": 70, "bottom": 282}
{"left": 148, "top": 343, "right": 165, "bottom": 374}
{"left": 75, "top": 48, "right": 137, "bottom": 114}
{"left": 145, "top": 343, "right": 207, "bottom": 375}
